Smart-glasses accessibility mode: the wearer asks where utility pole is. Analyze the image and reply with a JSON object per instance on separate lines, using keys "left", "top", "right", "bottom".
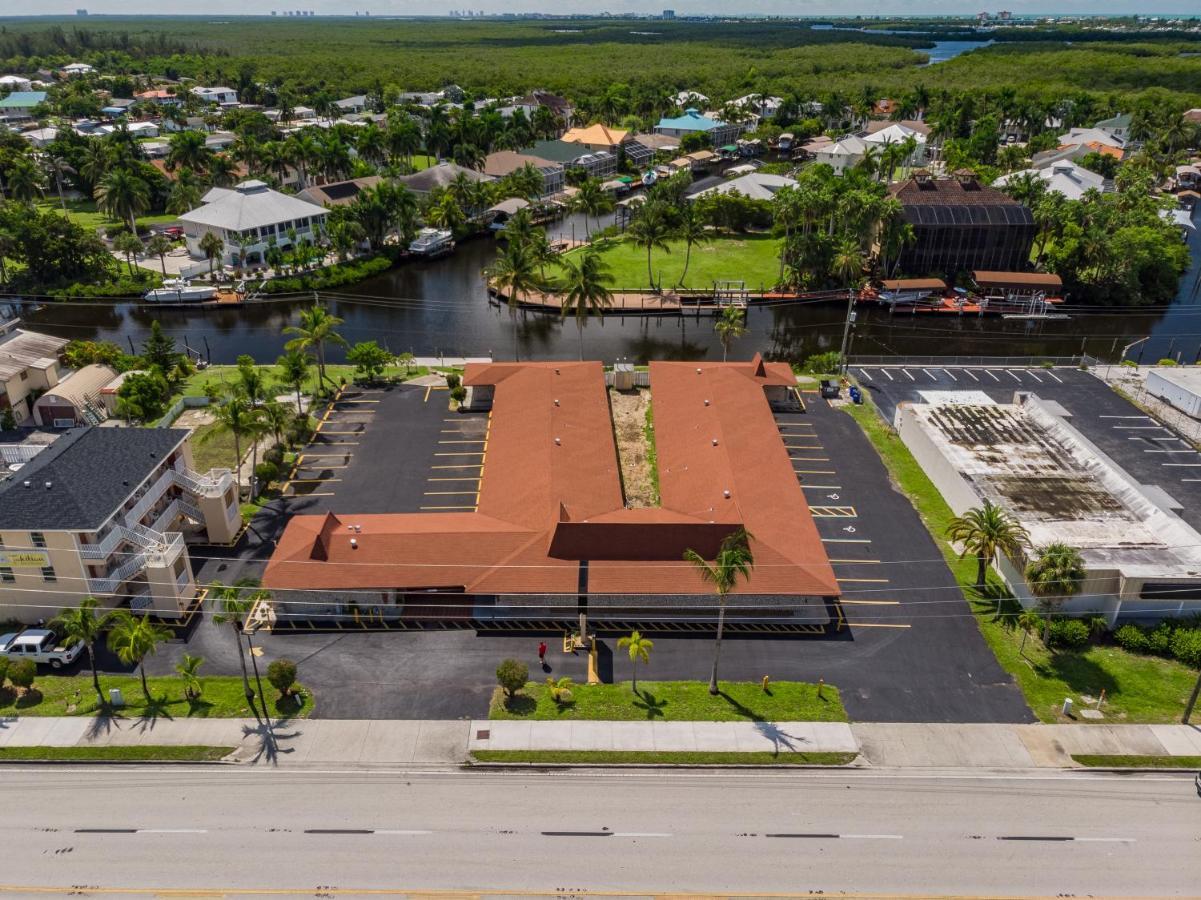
{"left": 1184, "top": 668, "right": 1201, "bottom": 724}
{"left": 838, "top": 287, "right": 857, "bottom": 376}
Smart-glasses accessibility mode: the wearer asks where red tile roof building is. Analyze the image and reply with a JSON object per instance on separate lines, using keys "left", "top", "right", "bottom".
{"left": 264, "top": 358, "right": 838, "bottom": 625}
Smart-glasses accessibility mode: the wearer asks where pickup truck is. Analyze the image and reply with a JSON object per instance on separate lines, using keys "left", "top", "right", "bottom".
{"left": 0, "top": 629, "right": 84, "bottom": 669}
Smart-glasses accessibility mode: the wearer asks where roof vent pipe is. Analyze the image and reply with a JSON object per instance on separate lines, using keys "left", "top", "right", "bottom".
{"left": 554, "top": 437, "right": 561, "bottom": 445}
{"left": 703, "top": 399, "right": 710, "bottom": 406}
{"left": 350, "top": 538, "right": 358, "bottom": 549}
{"left": 723, "top": 490, "right": 731, "bottom": 499}
{"left": 712, "top": 438, "right": 718, "bottom": 446}
{"left": 554, "top": 399, "right": 560, "bottom": 406}
{"left": 696, "top": 368, "right": 702, "bottom": 374}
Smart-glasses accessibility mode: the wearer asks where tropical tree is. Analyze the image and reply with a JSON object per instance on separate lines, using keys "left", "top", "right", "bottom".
{"left": 1016, "top": 607, "right": 1043, "bottom": 658}
{"left": 617, "top": 630, "right": 653, "bottom": 694}
{"left": 45, "top": 156, "right": 75, "bottom": 214}
{"left": 176, "top": 653, "right": 205, "bottom": 701}
{"left": 277, "top": 348, "right": 312, "bottom": 413}
{"left": 674, "top": 204, "right": 709, "bottom": 288}
{"left": 95, "top": 168, "right": 151, "bottom": 235}
{"left": 104, "top": 611, "right": 172, "bottom": 699}
{"left": 283, "top": 304, "right": 348, "bottom": 389}
{"left": 832, "top": 236, "right": 864, "bottom": 288}
{"left": 212, "top": 579, "right": 264, "bottom": 706}
{"left": 572, "top": 177, "right": 614, "bottom": 235}
{"left": 1025, "top": 542, "right": 1086, "bottom": 643}
{"left": 714, "top": 305, "right": 747, "bottom": 362}
{"left": 112, "top": 231, "right": 144, "bottom": 277}
{"left": 198, "top": 231, "right": 224, "bottom": 277}
{"left": 202, "top": 394, "right": 259, "bottom": 494}
{"left": 946, "top": 500, "right": 1031, "bottom": 591}
{"left": 557, "top": 249, "right": 614, "bottom": 360}
{"left": 50, "top": 597, "right": 106, "bottom": 706}
{"left": 684, "top": 528, "right": 755, "bottom": 695}
{"left": 4, "top": 157, "right": 44, "bottom": 202}
{"left": 485, "top": 238, "right": 540, "bottom": 360}
{"left": 166, "top": 129, "right": 212, "bottom": 173}
{"left": 625, "top": 201, "right": 673, "bottom": 291}
{"left": 144, "top": 233, "right": 175, "bottom": 277}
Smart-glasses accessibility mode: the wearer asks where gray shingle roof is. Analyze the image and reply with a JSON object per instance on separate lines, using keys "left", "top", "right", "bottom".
{"left": 179, "top": 180, "right": 327, "bottom": 232}
{"left": 0, "top": 427, "right": 189, "bottom": 532}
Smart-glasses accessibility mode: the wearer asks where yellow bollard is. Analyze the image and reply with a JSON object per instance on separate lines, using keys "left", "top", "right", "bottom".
{"left": 761, "top": 674, "right": 771, "bottom": 692}
{"left": 817, "top": 677, "right": 824, "bottom": 700}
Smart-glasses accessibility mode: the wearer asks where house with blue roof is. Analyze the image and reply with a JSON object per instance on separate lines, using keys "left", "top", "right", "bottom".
{"left": 0, "top": 90, "right": 47, "bottom": 120}
{"left": 653, "top": 108, "right": 740, "bottom": 148}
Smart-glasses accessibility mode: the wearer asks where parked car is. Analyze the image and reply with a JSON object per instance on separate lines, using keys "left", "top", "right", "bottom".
{"left": 0, "top": 629, "right": 84, "bottom": 669}
{"left": 163, "top": 226, "right": 184, "bottom": 239}
{"left": 820, "top": 379, "right": 840, "bottom": 399}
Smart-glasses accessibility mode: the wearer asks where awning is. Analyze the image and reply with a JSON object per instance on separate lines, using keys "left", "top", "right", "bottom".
{"left": 720, "top": 145, "right": 738, "bottom": 153}
{"left": 616, "top": 175, "right": 634, "bottom": 184}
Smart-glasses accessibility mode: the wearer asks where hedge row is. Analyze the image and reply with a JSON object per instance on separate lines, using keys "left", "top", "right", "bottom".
{"left": 1114, "top": 621, "right": 1201, "bottom": 668}
{"left": 259, "top": 254, "right": 395, "bottom": 294}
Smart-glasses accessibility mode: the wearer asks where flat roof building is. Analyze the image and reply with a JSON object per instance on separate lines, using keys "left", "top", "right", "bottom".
{"left": 1146, "top": 366, "right": 1201, "bottom": 420}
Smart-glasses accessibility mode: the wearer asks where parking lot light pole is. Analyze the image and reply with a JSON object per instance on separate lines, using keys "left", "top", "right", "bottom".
{"left": 838, "top": 288, "right": 857, "bottom": 376}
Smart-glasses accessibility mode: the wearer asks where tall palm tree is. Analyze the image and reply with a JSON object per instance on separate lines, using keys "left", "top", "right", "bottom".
{"left": 104, "top": 611, "right": 172, "bottom": 700}
{"left": 946, "top": 500, "right": 1031, "bottom": 591}
{"left": 1025, "top": 542, "right": 1085, "bottom": 643}
{"left": 199, "top": 231, "right": 225, "bottom": 277}
{"left": 557, "top": 249, "right": 614, "bottom": 360}
{"left": 144, "top": 233, "right": 174, "bottom": 277}
{"left": 202, "top": 394, "right": 258, "bottom": 496}
{"left": 714, "top": 305, "right": 747, "bottom": 362}
{"left": 5, "top": 157, "right": 44, "bottom": 202}
{"left": 166, "top": 129, "right": 212, "bottom": 173}
{"left": 212, "top": 580, "right": 260, "bottom": 705}
{"left": 674, "top": 204, "right": 709, "bottom": 289}
{"left": 283, "top": 304, "right": 348, "bottom": 389}
{"left": 625, "top": 202, "right": 673, "bottom": 291}
{"left": 617, "top": 630, "right": 653, "bottom": 694}
{"left": 95, "top": 168, "right": 150, "bottom": 235}
{"left": 485, "top": 239, "right": 540, "bottom": 361}
{"left": 176, "top": 653, "right": 205, "bottom": 701}
{"left": 684, "top": 528, "right": 755, "bottom": 695}
{"left": 50, "top": 597, "right": 106, "bottom": 706}
{"left": 45, "top": 156, "right": 75, "bottom": 214}
{"left": 1016, "top": 607, "right": 1043, "bottom": 658}
{"left": 572, "top": 178, "right": 614, "bottom": 236}
{"left": 277, "top": 348, "right": 312, "bottom": 412}
{"left": 832, "top": 236, "right": 864, "bottom": 288}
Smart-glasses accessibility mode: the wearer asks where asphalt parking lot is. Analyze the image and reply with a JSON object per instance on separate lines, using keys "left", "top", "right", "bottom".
{"left": 856, "top": 363, "right": 1201, "bottom": 533}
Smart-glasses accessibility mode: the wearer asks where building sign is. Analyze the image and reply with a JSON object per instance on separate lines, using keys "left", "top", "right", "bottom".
{"left": 0, "top": 551, "right": 50, "bottom": 568}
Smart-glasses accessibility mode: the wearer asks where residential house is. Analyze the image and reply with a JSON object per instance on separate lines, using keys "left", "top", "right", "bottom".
{"left": 812, "top": 134, "right": 868, "bottom": 175}
{"left": 1057, "top": 127, "right": 1126, "bottom": 154}
{"left": 21, "top": 126, "right": 58, "bottom": 149}
{"left": 482, "top": 150, "right": 566, "bottom": 198}
{"left": 654, "top": 108, "right": 740, "bottom": 148}
{"left": 0, "top": 91, "right": 47, "bottom": 121}
{"left": 1095, "top": 113, "right": 1132, "bottom": 144}
{"left": 561, "top": 123, "right": 629, "bottom": 154}
{"left": 624, "top": 132, "right": 679, "bottom": 167}
{"left": 525, "top": 139, "right": 618, "bottom": 179}
{"left": 204, "top": 131, "right": 237, "bottom": 151}
{"left": 0, "top": 325, "right": 69, "bottom": 426}
{"left": 190, "top": 86, "right": 238, "bottom": 106}
{"left": 135, "top": 88, "right": 181, "bottom": 106}
{"left": 863, "top": 122, "right": 928, "bottom": 167}
{"left": 394, "top": 162, "right": 494, "bottom": 199}
{"left": 164, "top": 116, "right": 208, "bottom": 133}
{"left": 688, "top": 171, "right": 797, "bottom": 202}
{"left": 730, "top": 94, "right": 784, "bottom": 120}
{"left": 297, "top": 175, "right": 384, "bottom": 207}
{"left": 1175, "top": 163, "right": 1201, "bottom": 191}
{"left": 334, "top": 95, "right": 369, "bottom": 115}
{"left": 516, "top": 90, "right": 573, "bottom": 126}
{"left": 100, "top": 97, "right": 136, "bottom": 117}
{"left": 61, "top": 62, "right": 94, "bottom": 76}
{"left": 993, "top": 161, "right": 1108, "bottom": 202}
{"left": 1185, "top": 109, "right": 1201, "bottom": 126}
{"left": 888, "top": 171, "right": 1036, "bottom": 276}
{"left": 0, "top": 427, "right": 240, "bottom": 623}
{"left": 0, "top": 75, "right": 33, "bottom": 91}
{"left": 177, "top": 180, "right": 328, "bottom": 267}
{"left": 671, "top": 90, "right": 708, "bottom": 107}
{"left": 32, "top": 364, "right": 115, "bottom": 428}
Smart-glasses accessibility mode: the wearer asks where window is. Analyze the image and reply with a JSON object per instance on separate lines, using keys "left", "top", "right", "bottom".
{"left": 30, "top": 532, "right": 46, "bottom": 548}
{"left": 41, "top": 566, "right": 56, "bottom": 583}
{"left": 0, "top": 567, "right": 13, "bottom": 584}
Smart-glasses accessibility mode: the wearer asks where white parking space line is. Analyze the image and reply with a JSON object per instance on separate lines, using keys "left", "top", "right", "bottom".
{"left": 1026, "top": 370, "right": 1043, "bottom": 383}
{"left": 1144, "top": 449, "right": 1198, "bottom": 454}
{"left": 902, "top": 368, "right": 916, "bottom": 381}
{"left": 1114, "top": 426, "right": 1169, "bottom": 430}
{"left": 942, "top": 368, "right": 957, "bottom": 381}
{"left": 1164, "top": 463, "right": 1201, "bottom": 467}
{"left": 1005, "top": 370, "right": 1022, "bottom": 382}
{"left": 1182, "top": 478, "right": 1201, "bottom": 482}
{"left": 984, "top": 370, "right": 1001, "bottom": 382}
{"left": 881, "top": 368, "right": 895, "bottom": 381}
{"left": 858, "top": 368, "right": 873, "bottom": 381}
{"left": 1100, "top": 415, "right": 1152, "bottom": 419}
{"left": 1045, "top": 370, "right": 1063, "bottom": 383}
{"left": 923, "top": 368, "right": 938, "bottom": 381}
{"left": 963, "top": 369, "right": 979, "bottom": 382}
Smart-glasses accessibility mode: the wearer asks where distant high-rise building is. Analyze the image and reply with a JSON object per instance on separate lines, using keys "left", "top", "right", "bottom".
{"left": 662, "top": 9, "right": 675, "bottom": 18}
{"left": 75, "top": 7, "right": 88, "bottom": 14}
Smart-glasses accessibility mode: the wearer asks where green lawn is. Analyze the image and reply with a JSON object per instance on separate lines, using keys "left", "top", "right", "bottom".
{"left": 1072, "top": 754, "right": 1201, "bottom": 768}
{"left": 36, "top": 199, "right": 178, "bottom": 233}
{"left": 473, "top": 750, "right": 857, "bottom": 765}
{"left": 0, "top": 675, "right": 312, "bottom": 719}
{"left": 568, "top": 233, "right": 783, "bottom": 292}
{"left": 489, "top": 680, "right": 847, "bottom": 722}
{"left": 0, "top": 745, "right": 234, "bottom": 762}
{"left": 188, "top": 418, "right": 240, "bottom": 474}
{"left": 843, "top": 397, "right": 1200, "bottom": 724}
{"left": 179, "top": 362, "right": 430, "bottom": 399}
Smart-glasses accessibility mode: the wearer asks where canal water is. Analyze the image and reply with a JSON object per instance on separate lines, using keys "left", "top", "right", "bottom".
{"left": 16, "top": 207, "right": 1201, "bottom": 367}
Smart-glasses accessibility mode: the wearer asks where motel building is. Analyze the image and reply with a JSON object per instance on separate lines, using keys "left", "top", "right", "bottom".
{"left": 264, "top": 358, "right": 841, "bottom": 630}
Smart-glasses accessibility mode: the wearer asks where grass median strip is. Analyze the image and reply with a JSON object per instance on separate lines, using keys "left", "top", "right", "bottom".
{"left": 490, "top": 680, "right": 847, "bottom": 722}
{"left": 473, "top": 750, "right": 858, "bottom": 765}
{"left": 1071, "top": 754, "right": 1201, "bottom": 768}
{"left": 0, "top": 746, "right": 234, "bottom": 762}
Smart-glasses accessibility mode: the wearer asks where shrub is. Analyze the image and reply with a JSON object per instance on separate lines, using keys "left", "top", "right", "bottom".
{"left": 1046, "top": 618, "right": 1089, "bottom": 649}
{"left": 496, "top": 658, "right": 528, "bottom": 697}
{"left": 266, "top": 658, "right": 298, "bottom": 696}
{"left": 8, "top": 658, "right": 36, "bottom": 693}
{"left": 259, "top": 254, "right": 394, "bottom": 294}
{"left": 1147, "top": 623, "right": 1174, "bottom": 655}
{"left": 1156, "top": 358, "right": 1178, "bottom": 366}
{"left": 264, "top": 445, "right": 285, "bottom": 467}
{"left": 1114, "top": 624, "right": 1148, "bottom": 652}
{"left": 445, "top": 372, "right": 461, "bottom": 390}
{"left": 801, "top": 351, "right": 842, "bottom": 375}
{"left": 288, "top": 414, "right": 316, "bottom": 445}
{"left": 450, "top": 384, "right": 467, "bottom": 402}
{"left": 255, "top": 460, "right": 280, "bottom": 485}
{"left": 1170, "top": 628, "right": 1201, "bottom": 669}
{"left": 0, "top": 655, "right": 8, "bottom": 688}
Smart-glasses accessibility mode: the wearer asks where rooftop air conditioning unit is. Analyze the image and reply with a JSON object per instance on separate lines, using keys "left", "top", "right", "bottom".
{"left": 613, "top": 362, "right": 635, "bottom": 392}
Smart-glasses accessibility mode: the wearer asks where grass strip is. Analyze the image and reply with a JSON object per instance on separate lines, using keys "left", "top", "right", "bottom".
{"left": 842, "top": 397, "right": 1198, "bottom": 724}
{"left": 0, "top": 746, "right": 234, "bottom": 762}
{"left": 490, "top": 680, "right": 847, "bottom": 722}
{"left": 1071, "top": 754, "right": 1201, "bottom": 769}
{"left": 473, "top": 750, "right": 858, "bottom": 765}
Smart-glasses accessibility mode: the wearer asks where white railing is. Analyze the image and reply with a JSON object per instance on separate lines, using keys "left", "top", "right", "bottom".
{"left": 85, "top": 528, "right": 185, "bottom": 595}
{"left": 124, "top": 467, "right": 176, "bottom": 527}
{"left": 171, "top": 465, "right": 233, "bottom": 499}
{"left": 79, "top": 526, "right": 124, "bottom": 560}
{"left": 88, "top": 552, "right": 149, "bottom": 595}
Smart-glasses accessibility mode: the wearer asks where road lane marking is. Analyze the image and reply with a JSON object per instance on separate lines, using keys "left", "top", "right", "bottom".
{"left": 1163, "top": 463, "right": 1201, "bottom": 467}
{"left": 541, "top": 831, "right": 612, "bottom": 837}
{"left": 1026, "top": 370, "right": 1043, "bottom": 383}
{"left": 923, "top": 368, "right": 938, "bottom": 380}
{"left": 795, "top": 469, "right": 837, "bottom": 475}
{"left": 74, "top": 828, "right": 136, "bottom": 833}
{"left": 303, "top": 829, "right": 373, "bottom": 834}
{"left": 790, "top": 457, "right": 830, "bottom": 462}
{"left": 1144, "top": 449, "right": 1197, "bottom": 453}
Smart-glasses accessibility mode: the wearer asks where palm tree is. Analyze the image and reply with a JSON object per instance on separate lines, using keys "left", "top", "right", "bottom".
{"left": 202, "top": 394, "right": 257, "bottom": 495}
{"left": 45, "top": 156, "right": 75, "bottom": 214}
{"left": 211, "top": 580, "right": 261, "bottom": 706}
{"left": 144, "top": 233, "right": 175, "bottom": 277}
{"left": 625, "top": 201, "right": 673, "bottom": 291}
{"left": 572, "top": 177, "right": 614, "bottom": 236}
{"left": 104, "top": 611, "right": 172, "bottom": 700}
{"left": 1025, "top": 542, "right": 1086, "bottom": 643}
{"left": 50, "top": 597, "right": 106, "bottom": 706}
{"left": 617, "top": 630, "right": 653, "bottom": 694}
{"left": 714, "top": 305, "right": 747, "bottom": 362}
{"left": 95, "top": 168, "right": 151, "bottom": 235}
{"left": 176, "top": 653, "right": 205, "bottom": 701}
{"left": 946, "top": 500, "right": 1031, "bottom": 591}
{"left": 283, "top": 304, "right": 348, "bottom": 389}
{"left": 277, "top": 348, "right": 312, "bottom": 412}
{"left": 485, "top": 239, "right": 540, "bottom": 360}
{"left": 112, "top": 232, "right": 144, "bottom": 277}
{"left": 5, "top": 157, "right": 44, "bottom": 202}
{"left": 1016, "top": 607, "right": 1043, "bottom": 659}
{"left": 673, "top": 205, "right": 710, "bottom": 289}
{"left": 198, "top": 231, "right": 225, "bottom": 277}
{"left": 166, "top": 130, "right": 212, "bottom": 173}
{"left": 832, "top": 236, "right": 864, "bottom": 288}
{"left": 557, "top": 249, "right": 614, "bottom": 360}
{"left": 684, "top": 528, "right": 755, "bottom": 695}
{"left": 260, "top": 400, "right": 293, "bottom": 449}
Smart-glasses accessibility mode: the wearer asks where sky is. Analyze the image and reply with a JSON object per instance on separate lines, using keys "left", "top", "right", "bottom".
{"left": 14, "top": 2, "right": 1201, "bottom": 18}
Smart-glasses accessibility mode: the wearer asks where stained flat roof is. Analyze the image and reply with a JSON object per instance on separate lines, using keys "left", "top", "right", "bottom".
{"left": 264, "top": 359, "right": 838, "bottom": 598}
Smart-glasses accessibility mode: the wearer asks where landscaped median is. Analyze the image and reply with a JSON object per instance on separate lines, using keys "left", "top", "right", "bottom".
{"left": 0, "top": 746, "right": 235, "bottom": 763}
{"left": 841, "top": 395, "right": 1199, "bottom": 724}
{"left": 473, "top": 750, "right": 858, "bottom": 766}
{"left": 1071, "top": 754, "right": 1201, "bottom": 769}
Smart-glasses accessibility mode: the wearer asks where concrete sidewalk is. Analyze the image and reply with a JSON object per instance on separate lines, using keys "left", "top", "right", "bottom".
{"left": 3, "top": 715, "right": 1201, "bottom": 768}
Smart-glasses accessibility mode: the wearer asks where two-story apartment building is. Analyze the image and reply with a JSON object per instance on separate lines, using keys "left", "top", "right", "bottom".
{"left": 0, "top": 324, "right": 69, "bottom": 426}
{"left": 0, "top": 427, "right": 240, "bottom": 624}
{"left": 177, "top": 180, "right": 328, "bottom": 267}
{"left": 653, "top": 108, "right": 741, "bottom": 149}
{"left": 190, "top": 85, "right": 238, "bottom": 106}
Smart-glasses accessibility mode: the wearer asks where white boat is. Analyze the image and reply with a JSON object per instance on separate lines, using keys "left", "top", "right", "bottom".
{"left": 408, "top": 228, "right": 455, "bottom": 257}
{"left": 143, "top": 279, "right": 217, "bottom": 303}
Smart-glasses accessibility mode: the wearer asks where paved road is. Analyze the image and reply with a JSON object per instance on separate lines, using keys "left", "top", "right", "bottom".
{"left": 0, "top": 767, "right": 1197, "bottom": 897}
